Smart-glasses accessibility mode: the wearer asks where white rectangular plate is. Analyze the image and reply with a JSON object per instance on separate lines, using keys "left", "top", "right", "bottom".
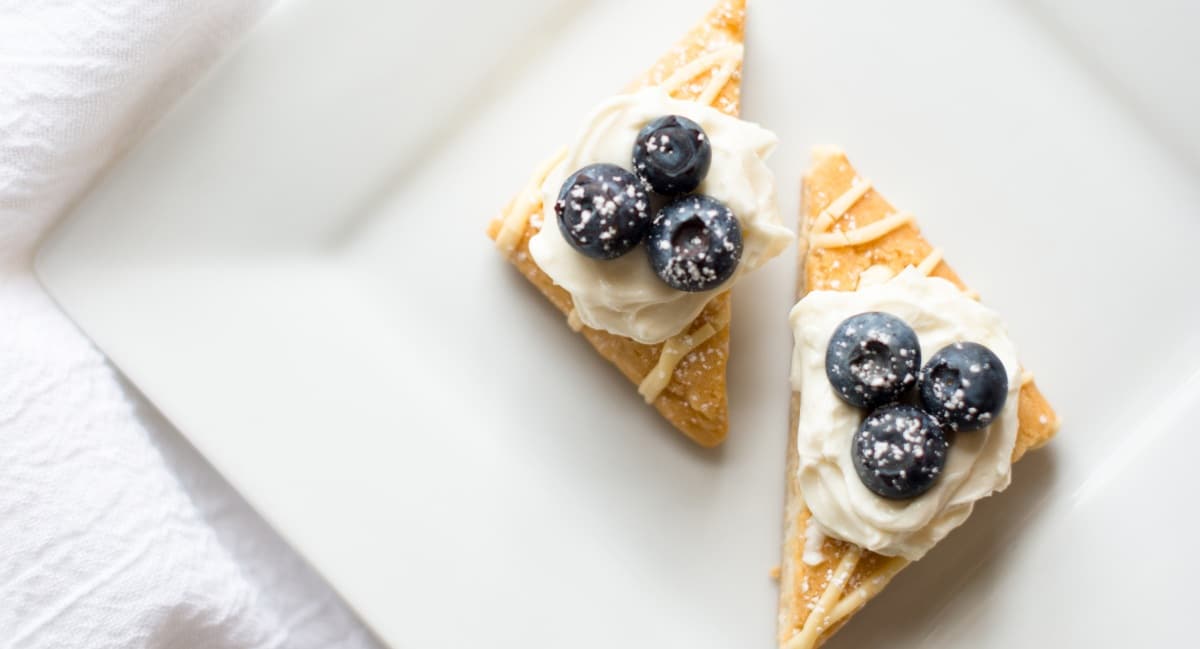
{"left": 36, "top": 0, "right": 1200, "bottom": 646}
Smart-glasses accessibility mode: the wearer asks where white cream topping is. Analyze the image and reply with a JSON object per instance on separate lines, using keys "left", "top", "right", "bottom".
{"left": 637, "top": 308, "right": 727, "bottom": 403}
{"left": 789, "top": 268, "right": 1020, "bottom": 560}
{"left": 528, "top": 87, "right": 793, "bottom": 344}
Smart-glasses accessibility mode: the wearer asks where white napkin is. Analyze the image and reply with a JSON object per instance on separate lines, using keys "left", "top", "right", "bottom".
{"left": 0, "top": 2, "right": 381, "bottom": 647}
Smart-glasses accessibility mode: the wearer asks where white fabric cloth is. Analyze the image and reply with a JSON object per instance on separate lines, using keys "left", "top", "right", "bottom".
{"left": 0, "top": 2, "right": 381, "bottom": 647}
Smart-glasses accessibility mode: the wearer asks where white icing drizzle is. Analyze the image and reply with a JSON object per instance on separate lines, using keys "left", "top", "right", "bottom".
{"left": 1021, "top": 369, "right": 1034, "bottom": 386}
{"left": 637, "top": 312, "right": 728, "bottom": 403}
{"left": 697, "top": 59, "right": 737, "bottom": 106}
{"left": 785, "top": 546, "right": 863, "bottom": 649}
{"left": 567, "top": 308, "right": 583, "bottom": 332}
{"left": 809, "top": 211, "right": 914, "bottom": 249}
{"left": 788, "top": 546, "right": 905, "bottom": 649}
{"left": 810, "top": 183, "right": 969, "bottom": 293}
{"left": 825, "top": 555, "right": 909, "bottom": 626}
{"left": 810, "top": 178, "right": 871, "bottom": 234}
{"left": 659, "top": 44, "right": 743, "bottom": 96}
{"left": 495, "top": 147, "right": 568, "bottom": 255}
{"left": 916, "top": 247, "right": 943, "bottom": 275}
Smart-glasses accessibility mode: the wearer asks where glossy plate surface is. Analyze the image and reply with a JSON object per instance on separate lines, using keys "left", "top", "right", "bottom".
{"left": 37, "top": 0, "right": 1200, "bottom": 646}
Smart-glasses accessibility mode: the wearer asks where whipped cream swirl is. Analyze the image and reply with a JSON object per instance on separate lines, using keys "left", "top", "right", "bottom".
{"left": 789, "top": 268, "right": 1020, "bottom": 560}
{"left": 528, "top": 87, "right": 792, "bottom": 344}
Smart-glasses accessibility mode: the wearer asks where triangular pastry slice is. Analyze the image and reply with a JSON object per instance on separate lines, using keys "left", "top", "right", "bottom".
{"left": 487, "top": 0, "right": 791, "bottom": 447}
{"left": 777, "top": 148, "right": 1060, "bottom": 648}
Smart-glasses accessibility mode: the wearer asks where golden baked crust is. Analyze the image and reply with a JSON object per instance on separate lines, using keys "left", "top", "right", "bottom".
{"left": 777, "top": 149, "right": 1061, "bottom": 647}
{"left": 486, "top": 0, "right": 747, "bottom": 447}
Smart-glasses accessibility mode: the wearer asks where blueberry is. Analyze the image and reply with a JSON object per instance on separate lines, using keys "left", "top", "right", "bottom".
{"left": 645, "top": 194, "right": 742, "bottom": 292}
{"left": 852, "top": 404, "right": 949, "bottom": 500}
{"left": 554, "top": 163, "right": 651, "bottom": 260}
{"left": 919, "top": 342, "right": 1009, "bottom": 432}
{"left": 632, "top": 115, "right": 712, "bottom": 195}
{"left": 824, "top": 312, "right": 921, "bottom": 409}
